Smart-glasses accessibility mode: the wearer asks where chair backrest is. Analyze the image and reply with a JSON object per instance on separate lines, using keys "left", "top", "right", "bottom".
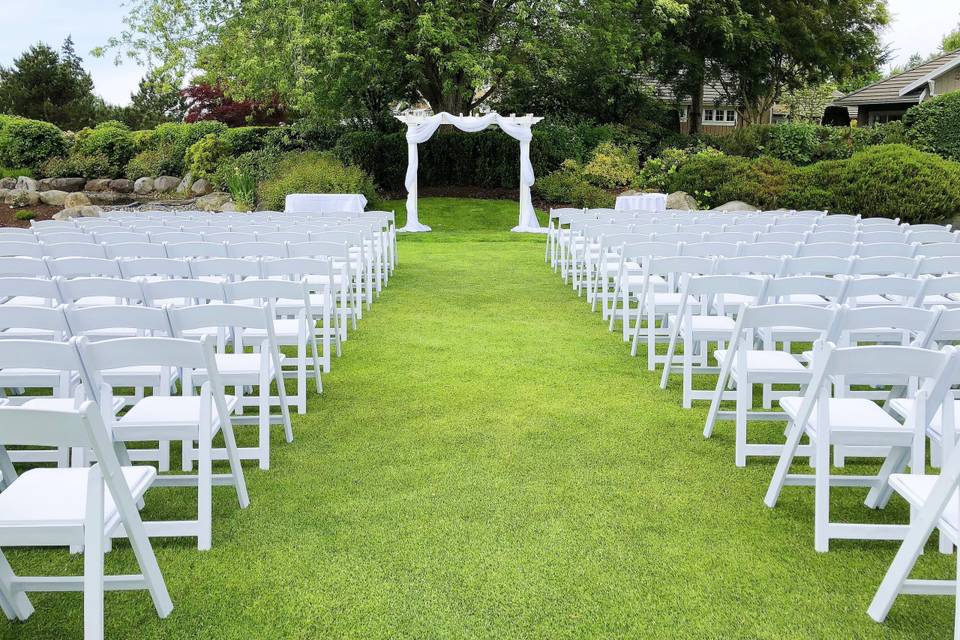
{"left": 0, "top": 241, "right": 43, "bottom": 258}
{"left": 118, "top": 257, "right": 191, "bottom": 280}
{"left": 909, "top": 230, "right": 958, "bottom": 245}
{"left": 259, "top": 231, "right": 310, "bottom": 244}
{"left": 796, "top": 242, "right": 855, "bottom": 258}
{"left": 830, "top": 304, "right": 941, "bottom": 346}
{"left": 858, "top": 231, "right": 908, "bottom": 244}
{"left": 164, "top": 241, "right": 229, "bottom": 259}
{"left": 167, "top": 303, "right": 275, "bottom": 351}
{"left": 40, "top": 241, "right": 108, "bottom": 259}
{"left": 681, "top": 242, "right": 740, "bottom": 258}
{"left": 287, "top": 241, "right": 350, "bottom": 260}
{"left": 45, "top": 256, "right": 121, "bottom": 279}
{"left": 780, "top": 256, "right": 853, "bottom": 276}
{"left": 203, "top": 232, "right": 257, "bottom": 243}
{"left": 915, "top": 275, "right": 960, "bottom": 307}
{"left": 733, "top": 303, "right": 838, "bottom": 335}
{"left": 188, "top": 257, "right": 261, "bottom": 281}
{"left": 66, "top": 304, "right": 172, "bottom": 337}
{"left": 853, "top": 242, "right": 917, "bottom": 259}
{"left": 849, "top": 256, "right": 921, "bottom": 276}
{"left": 55, "top": 276, "right": 144, "bottom": 305}
{"left": 714, "top": 256, "right": 783, "bottom": 276}
{"left": 0, "top": 256, "right": 50, "bottom": 278}
{"left": 0, "top": 338, "right": 83, "bottom": 381}
{"left": 94, "top": 231, "right": 151, "bottom": 244}
{"left": 809, "top": 231, "right": 859, "bottom": 244}
{"left": 141, "top": 278, "right": 225, "bottom": 306}
{"left": 0, "top": 277, "right": 60, "bottom": 305}
{"left": 764, "top": 275, "right": 848, "bottom": 303}
{"left": 36, "top": 232, "right": 93, "bottom": 244}
{"left": 621, "top": 241, "right": 681, "bottom": 262}
{"left": 227, "top": 241, "right": 287, "bottom": 259}
{"left": 917, "top": 256, "right": 960, "bottom": 276}
{"left": 917, "top": 243, "right": 960, "bottom": 258}
{"left": 841, "top": 276, "right": 924, "bottom": 307}
{"left": 149, "top": 231, "right": 204, "bottom": 244}
{"left": 762, "top": 232, "right": 808, "bottom": 244}
{"left": 0, "top": 304, "right": 71, "bottom": 334}
{"left": 103, "top": 241, "right": 168, "bottom": 259}
{"left": 683, "top": 274, "right": 770, "bottom": 308}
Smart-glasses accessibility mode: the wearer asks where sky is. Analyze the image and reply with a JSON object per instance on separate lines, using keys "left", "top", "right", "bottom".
{"left": 0, "top": 0, "right": 957, "bottom": 106}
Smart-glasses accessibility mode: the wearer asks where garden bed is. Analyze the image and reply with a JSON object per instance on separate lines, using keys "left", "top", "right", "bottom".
{"left": 0, "top": 203, "right": 60, "bottom": 227}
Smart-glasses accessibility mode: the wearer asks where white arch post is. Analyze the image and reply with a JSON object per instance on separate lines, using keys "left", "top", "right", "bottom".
{"left": 395, "top": 112, "right": 545, "bottom": 233}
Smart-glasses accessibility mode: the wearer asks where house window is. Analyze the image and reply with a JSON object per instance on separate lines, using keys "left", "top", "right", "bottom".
{"left": 702, "top": 107, "right": 736, "bottom": 126}
{"left": 867, "top": 110, "right": 905, "bottom": 125}
{"left": 725, "top": 109, "right": 737, "bottom": 123}
{"left": 678, "top": 107, "right": 688, "bottom": 122}
{"left": 703, "top": 109, "right": 715, "bottom": 122}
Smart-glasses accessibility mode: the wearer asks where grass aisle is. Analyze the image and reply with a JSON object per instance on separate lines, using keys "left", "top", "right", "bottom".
{"left": 2, "top": 198, "right": 953, "bottom": 638}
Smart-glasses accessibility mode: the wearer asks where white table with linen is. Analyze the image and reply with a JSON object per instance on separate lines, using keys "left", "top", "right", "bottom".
{"left": 615, "top": 193, "right": 668, "bottom": 212}
{"left": 284, "top": 193, "right": 368, "bottom": 214}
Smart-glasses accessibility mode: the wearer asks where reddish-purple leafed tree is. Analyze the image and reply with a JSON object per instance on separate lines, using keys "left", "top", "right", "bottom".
{"left": 181, "top": 83, "right": 286, "bottom": 126}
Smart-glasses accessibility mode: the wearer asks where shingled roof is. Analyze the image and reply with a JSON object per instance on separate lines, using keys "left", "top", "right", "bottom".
{"left": 834, "top": 50, "right": 960, "bottom": 107}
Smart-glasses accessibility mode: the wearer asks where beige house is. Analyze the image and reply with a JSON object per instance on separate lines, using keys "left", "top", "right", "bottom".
{"left": 645, "top": 79, "right": 789, "bottom": 135}
{"left": 834, "top": 50, "right": 960, "bottom": 125}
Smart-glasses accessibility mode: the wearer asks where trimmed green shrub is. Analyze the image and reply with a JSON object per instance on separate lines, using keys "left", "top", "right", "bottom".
{"left": 534, "top": 161, "right": 614, "bottom": 208}
{"left": 0, "top": 167, "right": 32, "bottom": 178}
{"left": 581, "top": 142, "right": 639, "bottom": 189}
{"left": 766, "top": 122, "right": 819, "bottom": 165}
{"left": 125, "top": 144, "right": 183, "bottom": 180}
{"left": 14, "top": 210, "right": 37, "bottom": 221}
{"left": 638, "top": 146, "right": 723, "bottom": 192}
{"left": 147, "top": 121, "right": 229, "bottom": 174}
{"left": 0, "top": 115, "right": 67, "bottom": 171}
{"left": 42, "top": 153, "right": 113, "bottom": 180}
{"left": 184, "top": 134, "right": 227, "bottom": 180}
{"left": 71, "top": 121, "right": 136, "bottom": 177}
{"left": 903, "top": 91, "right": 960, "bottom": 161}
{"left": 257, "top": 152, "right": 377, "bottom": 211}
{"left": 221, "top": 126, "right": 273, "bottom": 154}
{"left": 212, "top": 150, "right": 278, "bottom": 190}
{"left": 784, "top": 144, "right": 960, "bottom": 223}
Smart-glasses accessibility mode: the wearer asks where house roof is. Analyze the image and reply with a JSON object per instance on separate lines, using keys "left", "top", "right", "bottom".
{"left": 642, "top": 77, "right": 733, "bottom": 106}
{"left": 835, "top": 50, "right": 960, "bottom": 107}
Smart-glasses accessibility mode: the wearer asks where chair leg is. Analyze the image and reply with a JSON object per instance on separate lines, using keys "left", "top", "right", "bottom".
{"left": 84, "top": 484, "right": 105, "bottom": 639}
{"left": 814, "top": 434, "right": 831, "bottom": 553}
{"left": 659, "top": 321, "right": 680, "bottom": 390}
{"left": 682, "top": 332, "right": 693, "bottom": 409}
{"left": 0, "top": 551, "right": 33, "bottom": 621}
{"left": 735, "top": 379, "right": 750, "bottom": 467}
{"left": 219, "top": 418, "right": 250, "bottom": 510}
{"left": 764, "top": 420, "right": 805, "bottom": 508}
{"left": 258, "top": 373, "right": 270, "bottom": 471}
{"left": 197, "top": 432, "right": 212, "bottom": 551}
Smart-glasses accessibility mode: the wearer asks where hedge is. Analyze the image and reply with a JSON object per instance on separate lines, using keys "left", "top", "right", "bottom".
{"left": 0, "top": 115, "right": 68, "bottom": 171}
{"left": 903, "top": 91, "right": 960, "bottom": 161}
{"left": 71, "top": 121, "right": 137, "bottom": 177}
{"left": 257, "top": 151, "right": 377, "bottom": 211}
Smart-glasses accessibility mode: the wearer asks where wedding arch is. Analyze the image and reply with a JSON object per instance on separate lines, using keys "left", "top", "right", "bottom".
{"left": 395, "top": 111, "right": 544, "bottom": 233}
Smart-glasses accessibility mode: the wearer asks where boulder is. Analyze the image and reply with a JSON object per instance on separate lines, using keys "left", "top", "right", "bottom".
{"left": 109, "top": 178, "right": 134, "bottom": 193}
{"left": 4, "top": 189, "right": 41, "bottom": 207}
{"left": 154, "top": 176, "right": 181, "bottom": 193}
{"left": 196, "top": 191, "right": 233, "bottom": 212}
{"left": 15, "top": 176, "right": 38, "bottom": 192}
{"left": 190, "top": 178, "right": 213, "bottom": 196}
{"left": 85, "top": 178, "right": 112, "bottom": 192}
{"left": 42, "top": 177, "right": 86, "bottom": 192}
{"left": 86, "top": 191, "right": 129, "bottom": 205}
{"left": 220, "top": 202, "right": 239, "bottom": 213}
{"left": 63, "top": 192, "right": 92, "bottom": 208}
{"left": 53, "top": 205, "right": 103, "bottom": 221}
{"left": 712, "top": 200, "right": 760, "bottom": 212}
{"left": 0, "top": 177, "right": 16, "bottom": 190}
{"left": 176, "top": 173, "right": 194, "bottom": 196}
{"left": 134, "top": 177, "right": 155, "bottom": 195}
{"left": 666, "top": 191, "right": 699, "bottom": 211}
{"left": 39, "top": 190, "right": 69, "bottom": 206}
{"left": 0, "top": 189, "right": 8, "bottom": 202}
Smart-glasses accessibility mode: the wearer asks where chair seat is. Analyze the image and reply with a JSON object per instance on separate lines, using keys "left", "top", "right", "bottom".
{"left": 673, "top": 315, "right": 736, "bottom": 336}
{"left": 116, "top": 395, "right": 239, "bottom": 436}
{"left": 22, "top": 396, "right": 126, "bottom": 414}
{"left": 650, "top": 293, "right": 693, "bottom": 307}
{"left": 247, "top": 320, "right": 301, "bottom": 341}
{"left": 0, "top": 368, "right": 77, "bottom": 387}
{"left": 888, "top": 474, "right": 959, "bottom": 543}
{"left": 714, "top": 349, "right": 807, "bottom": 377}
{"left": 0, "top": 466, "right": 154, "bottom": 531}
{"left": 780, "top": 396, "right": 907, "bottom": 442}
{"left": 782, "top": 294, "right": 830, "bottom": 305}
{"left": 196, "top": 353, "right": 283, "bottom": 380}
{"left": 889, "top": 398, "right": 960, "bottom": 441}
{"left": 1, "top": 296, "right": 50, "bottom": 307}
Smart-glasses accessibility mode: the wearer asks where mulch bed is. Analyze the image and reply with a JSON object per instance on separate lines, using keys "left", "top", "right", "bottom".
{"left": 0, "top": 204, "right": 61, "bottom": 228}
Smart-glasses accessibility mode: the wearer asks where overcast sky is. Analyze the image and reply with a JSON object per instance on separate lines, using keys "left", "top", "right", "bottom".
{"left": 0, "top": 0, "right": 958, "bottom": 106}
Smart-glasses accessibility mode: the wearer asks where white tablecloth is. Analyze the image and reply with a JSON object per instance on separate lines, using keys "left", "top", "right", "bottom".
{"left": 615, "top": 193, "right": 667, "bottom": 212}
{"left": 284, "top": 193, "right": 368, "bottom": 214}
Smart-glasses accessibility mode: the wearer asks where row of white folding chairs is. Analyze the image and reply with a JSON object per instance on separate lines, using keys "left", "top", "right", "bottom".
{"left": 0, "top": 260, "right": 343, "bottom": 368}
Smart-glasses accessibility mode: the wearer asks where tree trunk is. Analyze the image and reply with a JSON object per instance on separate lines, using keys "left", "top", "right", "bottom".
{"left": 689, "top": 79, "right": 704, "bottom": 136}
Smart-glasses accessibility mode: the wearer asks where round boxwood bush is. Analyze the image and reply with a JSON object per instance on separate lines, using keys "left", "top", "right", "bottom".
{"left": 903, "top": 91, "right": 960, "bottom": 161}
{"left": 0, "top": 115, "right": 67, "bottom": 171}
{"left": 257, "top": 151, "right": 377, "bottom": 211}
{"left": 71, "top": 121, "right": 136, "bottom": 177}
{"left": 184, "top": 134, "right": 227, "bottom": 180}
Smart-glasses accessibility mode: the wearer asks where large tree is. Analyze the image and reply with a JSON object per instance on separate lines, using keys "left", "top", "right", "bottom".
{"left": 122, "top": 70, "right": 187, "bottom": 129}
{"left": 0, "top": 37, "right": 102, "bottom": 129}
{"left": 103, "top": 0, "right": 682, "bottom": 128}
{"left": 715, "top": 0, "right": 889, "bottom": 125}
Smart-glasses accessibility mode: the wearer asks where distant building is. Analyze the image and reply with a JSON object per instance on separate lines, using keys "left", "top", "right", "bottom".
{"left": 834, "top": 50, "right": 960, "bottom": 125}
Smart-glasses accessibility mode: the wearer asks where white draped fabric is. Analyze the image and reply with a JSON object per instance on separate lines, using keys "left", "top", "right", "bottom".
{"left": 398, "top": 112, "right": 543, "bottom": 233}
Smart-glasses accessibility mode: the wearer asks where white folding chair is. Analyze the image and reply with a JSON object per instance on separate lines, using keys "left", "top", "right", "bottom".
{"left": 76, "top": 336, "right": 249, "bottom": 550}
{"left": 0, "top": 402, "right": 173, "bottom": 639}
{"left": 764, "top": 343, "right": 958, "bottom": 551}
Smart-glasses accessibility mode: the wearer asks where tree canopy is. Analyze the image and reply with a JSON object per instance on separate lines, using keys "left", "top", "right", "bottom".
{"left": 0, "top": 37, "right": 103, "bottom": 130}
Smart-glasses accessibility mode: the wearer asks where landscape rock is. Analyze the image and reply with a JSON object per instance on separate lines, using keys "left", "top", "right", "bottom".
{"left": 176, "top": 173, "right": 194, "bottom": 195}
{"left": 63, "top": 192, "right": 92, "bottom": 208}
{"left": 196, "top": 191, "right": 233, "bottom": 212}
{"left": 219, "top": 202, "right": 239, "bottom": 212}
{"left": 85, "top": 178, "right": 112, "bottom": 192}
{"left": 190, "top": 178, "right": 213, "bottom": 196}
{"left": 666, "top": 191, "right": 699, "bottom": 210}
{"left": 109, "top": 179, "right": 133, "bottom": 193}
{"left": 0, "top": 178, "right": 16, "bottom": 190}
{"left": 0, "top": 189, "right": 8, "bottom": 202}
{"left": 86, "top": 191, "right": 131, "bottom": 206}
{"left": 15, "top": 176, "right": 38, "bottom": 192}
{"left": 712, "top": 200, "right": 760, "bottom": 212}
{"left": 42, "top": 177, "right": 86, "bottom": 192}
{"left": 154, "top": 176, "right": 181, "bottom": 193}
{"left": 38, "top": 190, "right": 69, "bottom": 206}
{"left": 3, "top": 189, "right": 40, "bottom": 207}
{"left": 53, "top": 205, "right": 103, "bottom": 221}
{"left": 134, "top": 177, "right": 155, "bottom": 194}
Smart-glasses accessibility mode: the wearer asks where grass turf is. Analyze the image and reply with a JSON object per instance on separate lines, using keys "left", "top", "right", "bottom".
{"left": 1, "top": 197, "right": 954, "bottom": 638}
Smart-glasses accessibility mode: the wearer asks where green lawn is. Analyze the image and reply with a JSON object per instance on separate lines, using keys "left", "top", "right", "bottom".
{"left": 2, "top": 197, "right": 954, "bottom": 638}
